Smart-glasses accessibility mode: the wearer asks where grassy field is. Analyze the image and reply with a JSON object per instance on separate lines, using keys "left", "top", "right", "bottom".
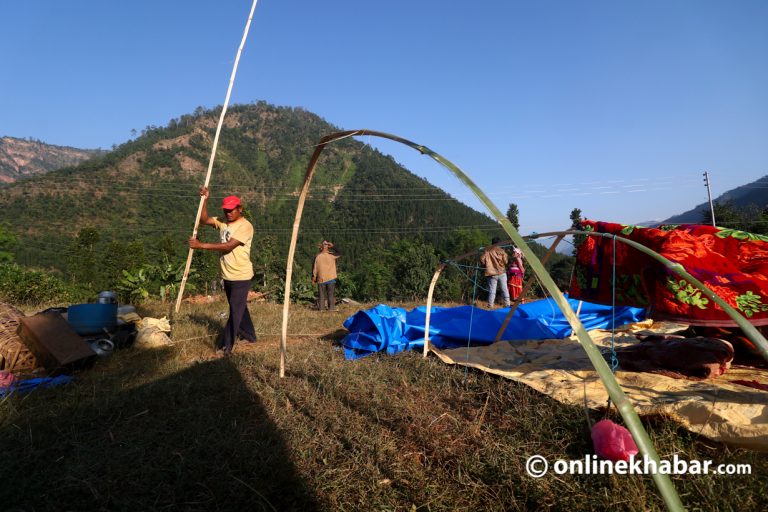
{"left": 1, "top": 298, "right": 766, "bottom": 511}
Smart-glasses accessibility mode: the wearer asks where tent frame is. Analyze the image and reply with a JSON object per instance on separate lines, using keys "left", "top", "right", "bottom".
{"left": 280, "top": 129, "right": 721, "bottom": 511}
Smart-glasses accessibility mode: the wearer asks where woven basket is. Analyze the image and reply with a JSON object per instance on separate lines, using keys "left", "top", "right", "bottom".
{"left": 0, "top": 303, "right": 37, "bottom": 372}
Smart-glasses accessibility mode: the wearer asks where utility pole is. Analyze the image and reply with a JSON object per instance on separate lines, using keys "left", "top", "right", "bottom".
{"left": 703, "top": 171, "right": 716, "bottom": 227}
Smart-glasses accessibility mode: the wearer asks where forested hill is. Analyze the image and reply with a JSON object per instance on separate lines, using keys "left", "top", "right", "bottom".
{"left": 0, "top": 102, "right": 504, "bottom": 300}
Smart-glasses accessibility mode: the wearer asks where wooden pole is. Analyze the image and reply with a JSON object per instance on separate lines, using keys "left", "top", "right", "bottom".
{"left": 175, "top": 0, "right": 259, "bottom": 313}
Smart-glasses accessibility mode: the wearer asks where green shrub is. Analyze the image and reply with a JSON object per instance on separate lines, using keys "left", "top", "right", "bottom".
{"left": 0, "top": 263, "right": 73, "bottom": 305}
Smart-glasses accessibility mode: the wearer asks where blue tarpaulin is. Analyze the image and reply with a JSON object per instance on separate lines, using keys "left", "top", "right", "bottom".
{"left": 0, "top": 375, "right": 73, "bottom": 398}
{"left": 340, "top": 297, "right": 646, "bottom": 360}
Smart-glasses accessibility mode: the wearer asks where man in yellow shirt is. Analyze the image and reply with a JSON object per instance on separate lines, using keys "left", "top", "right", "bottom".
{"left": 189, "top": 187, "right": 255, "bottom": 354}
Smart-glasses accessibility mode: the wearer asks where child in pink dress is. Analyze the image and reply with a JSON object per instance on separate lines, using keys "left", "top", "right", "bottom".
{"left": 507, "top": 247, "right": 525, "bottom": 302}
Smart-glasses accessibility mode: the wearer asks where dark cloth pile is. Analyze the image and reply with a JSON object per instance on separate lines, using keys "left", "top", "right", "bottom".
{"left": 609, "top": 334, "right": 734, "bottom": 380}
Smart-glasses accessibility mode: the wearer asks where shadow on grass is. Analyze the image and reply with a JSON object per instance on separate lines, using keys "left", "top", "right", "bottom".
{"left": 0, "top": 355, "right": 319, "bottom": 511}
{"left": 320, "top": 328, "right": 348, "bottom": 343}
{"left": 185, "top": 312, "right": 226, "bottom": 342}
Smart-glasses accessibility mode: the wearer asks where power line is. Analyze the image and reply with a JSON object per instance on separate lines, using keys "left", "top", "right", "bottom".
{"left": 1, "top": 172, "right": 717, "bottom": 195}
{"left": 15, "top": 224, "right": 504, "bottom": 237}
{"left": 0, "top": 180, "right": 719, "bottom": 202}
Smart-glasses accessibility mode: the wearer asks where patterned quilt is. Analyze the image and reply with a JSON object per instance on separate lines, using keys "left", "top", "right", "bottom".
{"left": 570, "top": 220, "right": 768, "bottom": 326}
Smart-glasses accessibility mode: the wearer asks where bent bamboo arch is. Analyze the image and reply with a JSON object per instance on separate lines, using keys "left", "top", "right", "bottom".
{"left": 422, "top": 233, "right": 566, "bottom": 357}
{"left": 422, "top": 230, "right": 768, "bottom": 363}
{"left": 281, "top": 129, "right": 686, "bottom": 510}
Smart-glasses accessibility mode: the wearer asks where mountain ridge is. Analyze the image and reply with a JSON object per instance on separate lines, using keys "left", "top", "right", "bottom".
{"left": 663, "top": 175, "right": 768, "bottom": 224}
{"left": 0, "top": 136, "right": 105, "bottom": 183}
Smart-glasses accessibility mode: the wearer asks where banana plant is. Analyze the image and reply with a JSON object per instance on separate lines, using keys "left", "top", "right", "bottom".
{"left": 118, "top": 267, "right": 151, "bottom": 301}
{"left": 118, "top": 259, "right": 197, "bottom": 303}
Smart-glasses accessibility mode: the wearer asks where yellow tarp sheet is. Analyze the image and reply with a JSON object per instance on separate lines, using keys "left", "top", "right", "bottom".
{"left": 432, "top": 321, "right": 768, "bottom": 451}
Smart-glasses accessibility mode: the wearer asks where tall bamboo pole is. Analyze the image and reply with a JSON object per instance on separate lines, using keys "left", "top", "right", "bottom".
{"left": 281, "top": 130, "right": 689, "bottom": 510}
{"left": 175, "top": 0, "right": 259, "bottom": 313}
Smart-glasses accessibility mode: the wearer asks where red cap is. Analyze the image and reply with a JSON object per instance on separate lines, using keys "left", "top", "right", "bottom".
{"left": 221, "top": 195, "right": 241, "bottom": 209}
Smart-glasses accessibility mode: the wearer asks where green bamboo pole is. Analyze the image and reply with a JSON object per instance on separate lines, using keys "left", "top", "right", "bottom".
{"left": 281, "top": 130, "right": 684, "bottom": 511}
{"left": 419, "top": 160, "right": 685, "bottom": 512}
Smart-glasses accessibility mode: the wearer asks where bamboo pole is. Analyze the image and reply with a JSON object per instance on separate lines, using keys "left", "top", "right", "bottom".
{"left": 279, "top": 140, "right": 334, "bottom": 377}
{"left": 281, "top": 130, "right": 423, "bottom": 376}
{"left": 428, "top": 215, "right": 685, "bottom": 512}
{"left": 423, "top": 243, "right": 503, "bottom": 357}
{"left": 281, "top": 130, "right": 686, "bottom": 510}
{"left": 422, "top": 264, "right": 446, "bottom": 357}
{"left": 174, "top": 0, "right": 259, "bottom": 313}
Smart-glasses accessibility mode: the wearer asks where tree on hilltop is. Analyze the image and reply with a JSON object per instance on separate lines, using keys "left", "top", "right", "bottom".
{"left": 506, "top": 203, "right": 520, "bottom": 231}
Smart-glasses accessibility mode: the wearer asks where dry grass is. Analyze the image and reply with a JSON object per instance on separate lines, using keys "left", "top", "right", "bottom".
{"left": 1, "top": 298, "right": 766, "bottom": 511}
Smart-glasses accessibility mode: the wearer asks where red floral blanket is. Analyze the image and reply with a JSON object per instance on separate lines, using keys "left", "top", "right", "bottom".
{"left": 570, "top": 220, "right": 768, "bottom": 326}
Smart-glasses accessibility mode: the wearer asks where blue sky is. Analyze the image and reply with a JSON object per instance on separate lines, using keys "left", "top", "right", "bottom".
{"left": 2, "top": 0, "right": 767, "bottom": 235}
